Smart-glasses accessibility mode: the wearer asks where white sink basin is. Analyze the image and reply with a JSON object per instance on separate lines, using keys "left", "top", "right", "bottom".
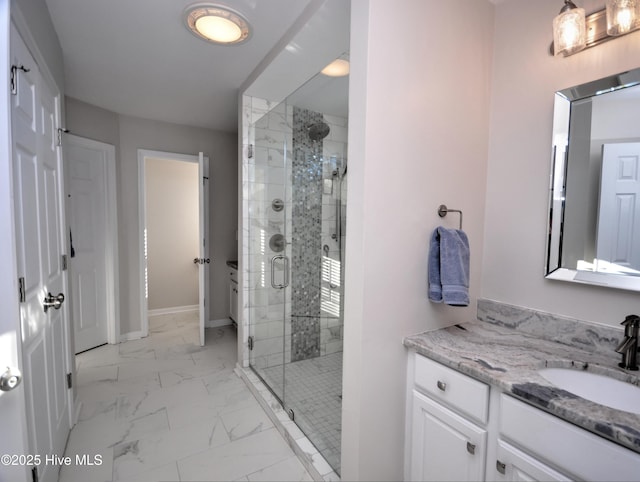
{"left": 538, "top": 368, "right": 640, "bottom": 414}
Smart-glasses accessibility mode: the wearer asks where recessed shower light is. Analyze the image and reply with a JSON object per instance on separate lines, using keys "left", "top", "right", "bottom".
{"left": 321, "top": 58, "right": 350, "bottom": 77}
{"left": 184, "top": 3, "right": 251, "bottom": 45}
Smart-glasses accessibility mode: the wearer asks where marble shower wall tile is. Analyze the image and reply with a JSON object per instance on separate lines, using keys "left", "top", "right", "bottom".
{"left": 477, "top": 298, "right": 624, "bottom": 357}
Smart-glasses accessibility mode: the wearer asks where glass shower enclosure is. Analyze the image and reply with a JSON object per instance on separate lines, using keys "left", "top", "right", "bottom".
{"left": 246, "top": 69, "right": 348, "bottom": 474}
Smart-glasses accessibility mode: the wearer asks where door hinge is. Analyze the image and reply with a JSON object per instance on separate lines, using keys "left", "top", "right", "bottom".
{"left": 203, "top": 175, "right": 209, "bottom": 186}
{"left": 248, "top": 336, "right": 254, "bottom": 350}
{"left": 62, "top": 254, "right": 68, "bottom": 271}
{"left": 57, "top": 127, "right": 69, "bottom": 146}
{"left": 248, "top": 144, "right": 254, "bottom": 159}
{"left": 67, "top": 372, "right": 72, "bottom": 389}
{"left": 10, "top": 64, "right": 30, "bottom": 96}
{"left": 18, "top": 277, "right": 26, "bottom": 303}
{"left": 31, "top": 466, "right": 38, "bottom": 482}
{"left": 288, "top": 408, "right": 295, "bottom": 421}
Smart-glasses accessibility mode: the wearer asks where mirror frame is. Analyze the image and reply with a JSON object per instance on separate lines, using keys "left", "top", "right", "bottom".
{"left": 545, "top": 66, "right": 640, "bottom": 292}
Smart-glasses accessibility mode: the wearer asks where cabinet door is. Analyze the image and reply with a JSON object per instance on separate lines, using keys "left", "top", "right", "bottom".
{"left": 410, "top": 390, "right": 486, "bottom": 481}
{"left": 492, "top": 440, "right": 570, "bottom": 482}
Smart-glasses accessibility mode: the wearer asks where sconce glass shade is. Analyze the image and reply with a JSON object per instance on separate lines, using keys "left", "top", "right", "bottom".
{"left": 553, "top": 1, "right": 587, "bottom": 56}
{"left": 606, "top": 0, "right": 640, "bottom": 35}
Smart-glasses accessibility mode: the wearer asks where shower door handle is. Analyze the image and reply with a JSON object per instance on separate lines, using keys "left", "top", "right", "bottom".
{"left": 282, "top": 255, "right": 290, "bottom": 288}
{"left": 270, "top": 255, "right": 290, "bottom": 289}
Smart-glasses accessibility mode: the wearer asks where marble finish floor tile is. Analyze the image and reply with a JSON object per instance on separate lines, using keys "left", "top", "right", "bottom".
{"left": 247, "top": 455, "right": 314, "bottom": 481}
{"left": 60, "top": 312, "right": 313, "bottom": 482}
{"left": 177, "top": 428, "right": 294, "bottom": 481}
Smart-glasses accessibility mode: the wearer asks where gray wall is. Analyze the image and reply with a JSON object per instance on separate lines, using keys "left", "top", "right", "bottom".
{"left": 65, "top": 97, "right": 238, "bottom": 335}
{"left": 11, "top": 0, "right": 64, "bottom": 91}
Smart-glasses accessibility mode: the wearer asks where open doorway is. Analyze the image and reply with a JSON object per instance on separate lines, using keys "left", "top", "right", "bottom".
{"left": 137, "top": 150, "right": 210, "bottom": 344}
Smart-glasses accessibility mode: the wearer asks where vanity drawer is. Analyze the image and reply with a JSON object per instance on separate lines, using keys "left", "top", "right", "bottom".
{"left": 414, "top": 354, "right": 489, "bottom": 424}
{"left": 499, "top": 394, "right": 640, "bottom": 481}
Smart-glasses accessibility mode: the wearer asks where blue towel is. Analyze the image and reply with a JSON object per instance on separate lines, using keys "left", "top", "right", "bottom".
{"left": 428, "top": 226, "right": 470, "bottom": 306}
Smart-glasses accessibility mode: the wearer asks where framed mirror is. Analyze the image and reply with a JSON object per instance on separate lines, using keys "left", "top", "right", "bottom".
{"left": 545, "top": 67, "right": 640, "bottom": 291}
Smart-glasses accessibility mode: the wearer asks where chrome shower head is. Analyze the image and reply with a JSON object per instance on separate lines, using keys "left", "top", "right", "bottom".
{"left": 308, "top": 122, "right": 330, "bottom": 142}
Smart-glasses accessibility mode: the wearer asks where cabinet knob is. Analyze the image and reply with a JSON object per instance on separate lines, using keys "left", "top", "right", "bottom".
{"left": 466, "top": 442, "right": 476, "bottom": 455}
{"left": 496, "top": 460, "right": 506, "bottom": 475}
{"left": 436, "top": 380, "right": 447, "bottom": 392}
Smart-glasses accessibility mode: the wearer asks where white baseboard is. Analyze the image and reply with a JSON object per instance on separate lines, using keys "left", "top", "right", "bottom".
{"left": 120, "top": 330, "right": 145, "bottom": 342}
{"left": 148, "top": 305, "right": 198, "bottom": 316}
{"left": 206, "top": 318, "right": 233, "bottom": 328}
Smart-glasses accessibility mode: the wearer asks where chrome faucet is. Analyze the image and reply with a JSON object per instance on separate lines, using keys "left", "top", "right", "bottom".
{"left": 615, "top": 315, "right": 640, "bottom": 371}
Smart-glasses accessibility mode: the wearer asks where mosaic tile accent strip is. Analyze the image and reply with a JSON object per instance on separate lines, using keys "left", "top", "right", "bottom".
{"left": 291, "top": 107, "right": 325, "bottom": 362}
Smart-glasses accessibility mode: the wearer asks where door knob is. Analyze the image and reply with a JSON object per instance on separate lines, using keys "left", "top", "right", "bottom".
{"left": 43, "top": 292, "right": 65, "bottom": 313}
{"left": 0, "top": 367, "right": 22, "bottom": 392}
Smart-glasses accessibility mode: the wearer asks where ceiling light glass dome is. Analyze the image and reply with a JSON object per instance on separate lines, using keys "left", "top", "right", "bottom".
{"left": 184, "top": 3, "right": 251, "bottom": 45}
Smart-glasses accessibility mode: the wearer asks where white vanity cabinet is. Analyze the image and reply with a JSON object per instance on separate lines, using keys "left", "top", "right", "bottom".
{"left": 405, "top": 352, "right": 640, "bottom": 482}
{"left": 406, "top": 353, "right": 489, "bottom": 481}
{"left": 492, "top": 394, "right": 640, "bottom": 482}
{"left": 493, "top": 439, "right": 570, "bottom": 481}
{"left": 228, "top": 265, "right": 238, "bottom": 323}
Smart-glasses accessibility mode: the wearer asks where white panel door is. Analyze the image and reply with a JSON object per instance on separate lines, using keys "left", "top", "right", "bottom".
{"left": 0, "top": 3, "right": 30, "bottom": 482}
{"left": 11, "top": 25, "right": 71, "bottom": 482}
{"left": 66, "top": 135, "right": 116, "bottom": 353}
{"left": 198, "top": 152, "right": 210, "bottom": 346}
{"left": 596, "top": 143, "right": 640, "bottom": 273}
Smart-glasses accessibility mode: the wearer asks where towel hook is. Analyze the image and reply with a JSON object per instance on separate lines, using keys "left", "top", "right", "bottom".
{"left": 438, "top": 204, "right": 463, "bottom": 230}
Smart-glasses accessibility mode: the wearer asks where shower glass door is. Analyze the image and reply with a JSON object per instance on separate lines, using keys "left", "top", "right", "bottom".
{"left": 247, "top": 67, "right": 348, "bottom": 475}
{"left": 247, "top": 99, "right": 290, "bottom": 403}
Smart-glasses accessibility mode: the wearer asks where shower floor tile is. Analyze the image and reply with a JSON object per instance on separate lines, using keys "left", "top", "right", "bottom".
{"left": 261, "top": 352, "right": 343, "bottom": 474}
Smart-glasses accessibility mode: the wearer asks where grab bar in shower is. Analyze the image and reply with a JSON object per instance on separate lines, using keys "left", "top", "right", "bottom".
{"left": 437, "top": 204, "right": 463, "bottom": 230}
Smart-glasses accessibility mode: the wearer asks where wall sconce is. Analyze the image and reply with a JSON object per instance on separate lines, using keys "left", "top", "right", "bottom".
{"left": 551, "top": 0, "right": 640, "bottom": 57}
{"left": 553, "top": 1, "right": 586, "bottom": 56}
{"left": 606, "top": 0, "right": 640, "bottom": 35}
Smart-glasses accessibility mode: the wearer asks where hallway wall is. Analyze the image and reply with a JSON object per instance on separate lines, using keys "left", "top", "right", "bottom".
{"left": 65, "top": 97, "right": 238, "bottom": 335}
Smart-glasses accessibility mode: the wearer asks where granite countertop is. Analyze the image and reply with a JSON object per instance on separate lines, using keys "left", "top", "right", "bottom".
{"left": 404, "top": 321, "right": 640, "bottom": 454}
{"left": 226, "top": 260, "right": 238, "bottom": 269}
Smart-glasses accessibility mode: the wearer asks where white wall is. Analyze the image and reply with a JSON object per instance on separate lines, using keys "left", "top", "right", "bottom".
{"left": 145, "top": 158, "right": 199, "bottom": 311}
{"left": 342, "top": 1, "right": 494, "bottom": 480}
{"left": 482, "top": 0, "right": 640, "bottom": 326}
{"left": 65, "top": 99, "right": 238, "bottom": 335}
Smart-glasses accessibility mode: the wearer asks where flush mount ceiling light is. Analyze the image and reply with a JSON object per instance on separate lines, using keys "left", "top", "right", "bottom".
{"left": 550, "top": 0, "right": 640, "bottom": 57}
{"left": 321, "top": 58, "right": 350, "bottom": 77}
{"left": 184, "top": 3, "right": 251, "bottom": 45}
